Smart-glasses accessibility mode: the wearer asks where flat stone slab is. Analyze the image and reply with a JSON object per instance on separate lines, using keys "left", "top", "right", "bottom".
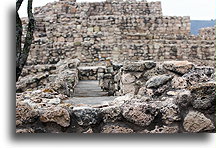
{"left": 68, "top": 80, "right": 116, "bottom": 105}
{"left": 63, "top": 96, "right": 116, "bottom": 106}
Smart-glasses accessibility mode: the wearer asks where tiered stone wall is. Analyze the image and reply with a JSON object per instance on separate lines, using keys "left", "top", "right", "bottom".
{"left": 21, "top": 0, "right": 215, "bottom": 67}
{"left": 34, "top": 0, "right": 162, "bottom": 17}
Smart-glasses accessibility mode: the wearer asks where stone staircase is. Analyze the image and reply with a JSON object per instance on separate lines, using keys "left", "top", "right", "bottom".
{"left": 63, "top": 80, "right": 116, "bottom": 106}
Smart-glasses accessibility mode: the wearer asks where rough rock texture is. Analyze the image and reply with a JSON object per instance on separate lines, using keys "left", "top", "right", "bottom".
{"left": 16, "top": 128, "right": 35, "bottom": 133}
{"left": 140, "top": 125, "right": 179, "bottom": 133}
{"left": 189, "top": 82, "right": 215, "bottom": 111}
{"left": 16, "top": 0, "right": 215, "bottom": 134}
{"left": 73, "top": 107, "right": 101, "bottom": 126}
{"left": 16, "top": 101, "right": 39, "bottom": 126}
{"left": 155, "top": 98, "right": 181, "bottom": 124}
{"left": 183, "top": 111, "right": 215, "bottom": 133}
{"left": 16, "top": 59, "right": 215, "bottom": 133}
{"left": 40, "top": 106, "right": 70, "bottom": 127}
{"left": 121, "top": 99, "right": 158, "bottom": 126}
{"left": 101, "top": 106, "right": 122, "bottom": 123}
{"left": 163, "top": 61, "right": 195, "bottom": 75}
{"left": 17, "top": 58, "right": 80, "bottom": 97}
{"left": 146, "top": 74, "right": 173, "bottom": 88}
{"left": 21, "top": 0, "right": 214, "bottom": 66}
{"left": 101, "top": 124, "right": 134, "bottom": 133}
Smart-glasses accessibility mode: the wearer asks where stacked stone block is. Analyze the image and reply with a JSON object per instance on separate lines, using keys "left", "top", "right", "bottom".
{"left": 20, "top": 0, "right": 216, "bottom": 67}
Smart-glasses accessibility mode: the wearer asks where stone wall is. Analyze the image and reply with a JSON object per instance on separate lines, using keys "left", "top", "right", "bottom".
{"left": 17, "top": 58, "right": 80, "bottom": 97}
{"left": 21, "top": 0, "right": 215, "bottom": 67}
{"left": 16, "top": 60, "right": 215, "bottom": 133}
{"left": 34, "top": 0, "right": 162, "bottom": 17}
{"left": 199, "top": 26, "right": 215, "bottom": 40}
{"left": 78, "top": 66, "right": 106, "bottom": 80}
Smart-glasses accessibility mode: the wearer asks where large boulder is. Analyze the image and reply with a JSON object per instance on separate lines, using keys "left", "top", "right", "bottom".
{"left": 121, "top": 99, "right": 158, "bottom": 126}
{"left": 40, "top": 106, "right": 70, "bottom": 127}
{"left": 163, "top": 61, "right": 195, "bottom": 75}
{"left": 72, "top": 107, "right": 101, "bottom": 126}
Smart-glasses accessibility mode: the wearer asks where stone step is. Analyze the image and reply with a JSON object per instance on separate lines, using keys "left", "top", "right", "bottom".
{"left": 73, "top": 80, "right": 108, "bottom": 97}
{"left": 63, "top": 96, "right": 116, "bottom": 106}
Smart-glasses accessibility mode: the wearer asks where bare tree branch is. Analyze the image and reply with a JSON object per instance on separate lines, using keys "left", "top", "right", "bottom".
{"left": 16, "top": 0, "right": 24, "bottom": 11}
{"left": 16, "top": 0, "right": 35, "bottom": 82}
{"left": 16, "top": 11, "right": 22, "bottom": 75}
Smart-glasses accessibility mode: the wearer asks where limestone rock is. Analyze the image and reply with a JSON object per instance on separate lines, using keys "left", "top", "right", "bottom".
{"left": 73, "top": 107, "right": 101, "bottom": 126}
{"left": 121, "top": 99, "right": 158, "bottom": 126}
{"left": 40, "top": 107, "right": 70, "bottom": 127}
{"left": 146, "top": 74, "right": 173, "bottom": 88}
{"left": 183, "top": 111, "right": 215, "bottom": 133}
{"left": 163, "top": 61, "right": 194, "bottom": 75}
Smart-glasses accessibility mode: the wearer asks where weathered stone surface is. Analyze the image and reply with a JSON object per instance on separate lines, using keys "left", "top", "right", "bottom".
{"left": 121, "top": 73, "right": 136, "bottom": 84}
{"left": 146, "top": 74, "right": 173, "bottom": 88}
{"left": 183, "top": 111, "right": 215, "bottom": 132}
{"left": 159, "top": 98, "right": 181, "bottom": 124}
{"left": 189, "top": 82, "right": 215, "bottom": 110}
{"left": 16, "top": 128, "right": 35, "bottom": 133}
{"left": 121, "top": 83, "right": 136, "bottom": 94}
{"left": 16, "top": 101, "right": 39, "bottom": 126}
{"left": 140, "top": 125, "right": 179, "bottom": 133}
{"left": 110, "top": 94, "right": 134, "bottom": 106}
{"left": 183, "top": 72, "right": 211, "bottom": 85}
{"left": 73, "top": 107, "right": 101, "bottom": 126}
{"left": 171, "top": 76, "right": 188, "bottom": 89}
{"left": 123, "top": 61, "right": 156, "bottom": 72}
{"left": 163, "top": 61, "right": 195, "bottom": 75}
{"left": 121, "top": 99, "right": 158, "bottom": 126}
{"left": 101, "top": 124, "right": 134, "bottom": 133}
{"left": 176, "top": 90, "right": 192, "bottom": 107}
{"left": 40, "top": 107, "right": 70, "bottom": 127}
{"left": 101, "top": 106, "right": 122, "bottom": 123}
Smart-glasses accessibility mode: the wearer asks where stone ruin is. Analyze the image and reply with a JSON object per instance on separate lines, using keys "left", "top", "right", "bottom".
{"left": 22, "top": 0, "right": 215, "bottom": 66}
{"left": 16, "top": 0, "right": 215, "bottom": 133}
